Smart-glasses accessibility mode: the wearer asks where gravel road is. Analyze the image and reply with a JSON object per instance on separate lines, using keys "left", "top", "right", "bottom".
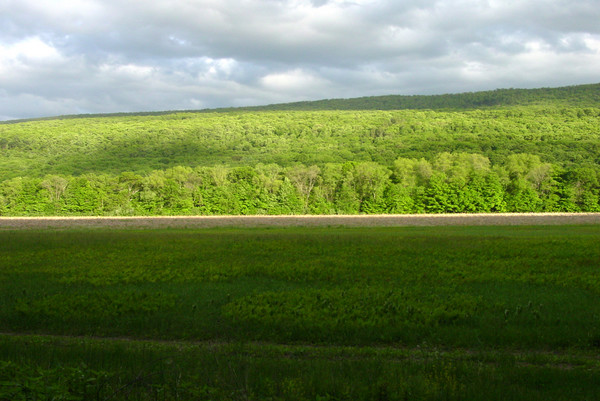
{"left": 1, "top": 213, "right": 600, "bottom": 229}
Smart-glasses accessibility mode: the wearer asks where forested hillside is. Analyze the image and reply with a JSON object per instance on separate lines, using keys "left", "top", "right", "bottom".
{"left": 2, "top": 83, "right": 598, "bottom": 122}
{"left": 1, "top": 84, "right": 599, "bottom": 215}
{"left": 2, "top": 107, "right": 600, "bottom": 178}
{"left": 240, "top": 82, "right": 600, "bottom": 111}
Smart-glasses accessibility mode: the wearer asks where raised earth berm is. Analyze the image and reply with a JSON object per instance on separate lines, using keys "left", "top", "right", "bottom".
{"left": 1, "top": 212, "right": 600, "bottom": 229}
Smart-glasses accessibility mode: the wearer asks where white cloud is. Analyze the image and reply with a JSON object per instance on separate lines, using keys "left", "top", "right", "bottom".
{"left": 584, "top": 34, "right": 600, "bottom": 53}
{"left": 98, "top": 63, "right": 156, "bottom": 80}
{"left": 0, "top": 37, "right": 62, "bottom": 68}
{"left": 261, "top": 69, "right": 329, "bottom": 91}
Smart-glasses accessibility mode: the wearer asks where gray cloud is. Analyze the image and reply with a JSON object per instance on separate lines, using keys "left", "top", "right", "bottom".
{"left": 1, "top": 0, "right": 599, "bottom": 120}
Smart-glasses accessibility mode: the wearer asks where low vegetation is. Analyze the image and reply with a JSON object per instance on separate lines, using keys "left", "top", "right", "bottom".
{"left": 1, "top": 225, "right": 600, "bottom": 399}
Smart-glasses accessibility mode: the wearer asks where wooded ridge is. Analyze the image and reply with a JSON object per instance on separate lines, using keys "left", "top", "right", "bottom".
{"left": 1, "top": 83, "right": 598, "bottom": 215}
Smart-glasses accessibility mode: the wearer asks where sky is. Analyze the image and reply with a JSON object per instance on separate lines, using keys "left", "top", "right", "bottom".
{"left": 1, "top": 0, "right": 599, "bottom": 121}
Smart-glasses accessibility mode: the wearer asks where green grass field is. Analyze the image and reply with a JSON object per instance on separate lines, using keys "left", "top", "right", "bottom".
{"left": 1, "top": 225, "right": 600, "bottom": 400}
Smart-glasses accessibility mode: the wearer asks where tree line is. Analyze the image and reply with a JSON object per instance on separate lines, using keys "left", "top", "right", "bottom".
{"left": 2, "top": 83, "right": 597, "bottom": 124}
{"left": 237, "top": 83, "right": 600, "bottom": 112}
{"left": 1, "top": 153, "right": 598, "bottom": 216}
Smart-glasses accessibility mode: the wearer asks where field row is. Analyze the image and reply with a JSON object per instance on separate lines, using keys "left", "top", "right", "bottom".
{"left": 3, "top": 331, "right": 599, "bottom": 401}
{"left": 1, "top": 212, "right": 600, "bottom": 229}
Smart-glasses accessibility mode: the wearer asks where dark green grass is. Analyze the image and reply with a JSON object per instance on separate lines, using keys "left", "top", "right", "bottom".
{"left": 2, "top": 333, "right": 600, "bottom": 401}
{"left": 2, "top": 225, "right": 600, "bottom": 347}
{"left": 1, "top": 225, "right": 600, "bottom": 399}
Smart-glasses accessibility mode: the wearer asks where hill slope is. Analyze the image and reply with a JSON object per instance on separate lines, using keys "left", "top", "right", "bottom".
{"left": 231, "top": 82, "right": 600, "bottom": 112}
{"left": 1, "top": 107, "right": 600, "bottom": 180}
{"left": 2, "top": 82, "right": 598, "bottom": 123}
{"left": 1, "top": 83, "right": 599, "bottom": 216}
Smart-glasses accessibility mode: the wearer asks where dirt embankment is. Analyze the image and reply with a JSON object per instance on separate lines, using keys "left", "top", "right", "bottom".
{"left": 1, "top": 213, "right": 600, "bottom": 229}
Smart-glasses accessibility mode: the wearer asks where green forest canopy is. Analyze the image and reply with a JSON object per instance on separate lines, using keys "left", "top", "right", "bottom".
{"left": 0, "top": 83, "right": 599, "bottom": 215}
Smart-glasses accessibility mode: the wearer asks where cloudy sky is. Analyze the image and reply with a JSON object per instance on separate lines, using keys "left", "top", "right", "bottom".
{"left": 1, "top": 0, "right": 599, "bottom": 120}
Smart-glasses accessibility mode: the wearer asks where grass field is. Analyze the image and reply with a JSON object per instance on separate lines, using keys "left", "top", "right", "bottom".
{"left": 1, "top": 225, "right": 600, "bottom": 400}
